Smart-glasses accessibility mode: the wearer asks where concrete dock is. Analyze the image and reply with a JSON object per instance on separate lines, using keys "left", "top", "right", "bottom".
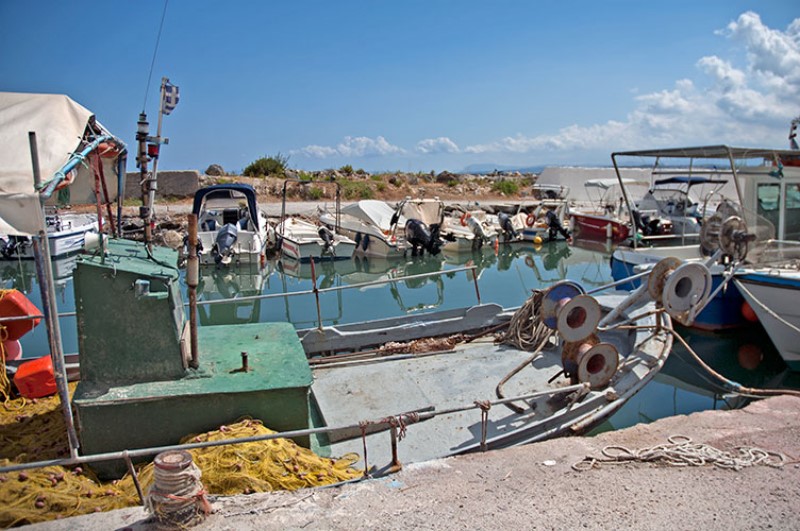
{"left": 24, "top": 395, "right": 800, "bottom": 531}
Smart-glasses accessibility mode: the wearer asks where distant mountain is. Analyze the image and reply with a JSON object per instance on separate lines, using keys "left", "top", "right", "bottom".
{"left": 460, "top": 163, "right": 546, "bottom": 174}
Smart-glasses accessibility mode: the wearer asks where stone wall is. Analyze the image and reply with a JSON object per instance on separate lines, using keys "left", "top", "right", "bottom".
{"left": 124, "top": 170, "right": 201, "bottom": 199}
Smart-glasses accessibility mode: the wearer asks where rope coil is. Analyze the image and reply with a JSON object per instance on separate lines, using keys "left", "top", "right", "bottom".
{"left": 572, "top": 435, "right": 786, "bottom": 472}
{"left": 146, "top": 451, "right": 210, "bottom": 529}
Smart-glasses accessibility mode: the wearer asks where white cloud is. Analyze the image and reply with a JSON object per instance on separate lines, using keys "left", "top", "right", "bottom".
{"left": 416, "top": 137, "right": 460, "bottom": 154}
{"left": 723, "top": 11, "right": 800, "bottom": 84}
{"left": 292, "top": 135, "right": 405, "bottom": 158}
{"left": 290, "top": 12, "right": 799, "bottom": 165}
{"left": 295, "top": 144, "right": 339, "bottom": 158}
{"left": 464, "top": 11, "right": 800, "bottom": 156}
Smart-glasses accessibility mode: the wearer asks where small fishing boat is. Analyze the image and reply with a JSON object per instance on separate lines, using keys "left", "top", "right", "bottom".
{"left": 635, "top": 175, "right": 728, "bottom": 240}
{"left": 277, "top": 217, "right": 356, "bottom": 262}
{"left": 192, "top": 183, "right": 272, "bottom": 266}
{"left": 1, "top": 210, "right": 98, "bottom": 260}
{"left": 277, "top": 180, "right": 357, "bottom": 262}
{"left": 609, "top": 144, "right": 800, "bottom": 332}
{"left": 569, "top": 178, "right": 645, "bottom": 242}
{"left": 318, "top": 200, "right": 410, "bottom": 259}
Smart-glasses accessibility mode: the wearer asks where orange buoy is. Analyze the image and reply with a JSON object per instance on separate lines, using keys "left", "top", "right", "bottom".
{"left": 460, "top": 212, "right": 471, "bottom": 226}
{"left": 0, "top": 290, "right": 42, "bottom": 341}
{"left": 13, "top": 355, "right": 57, "bottom": 399}
{"left": 737, "top": 343, "right": 763, "bottom": 370}
{"left": 741, "top": 301, "right": 758, "bottom": 323}
{"left": 3, "top": 339, "right": 22, "bottom": 361}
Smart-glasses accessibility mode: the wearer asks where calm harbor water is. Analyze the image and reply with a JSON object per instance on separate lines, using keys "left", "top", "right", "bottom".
{"left": 3, "top": 239, "right": 798, "bottom": 434}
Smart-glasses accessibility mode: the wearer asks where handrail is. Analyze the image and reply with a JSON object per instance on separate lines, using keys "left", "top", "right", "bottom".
{"left": 187, "top": 264, "right": 479, "bottom": 307}
{"left": 0, "top": 265, "right": 480, "bottom": 322}
{"left": 0, "top": 383, "right": 588, "bottom": 476}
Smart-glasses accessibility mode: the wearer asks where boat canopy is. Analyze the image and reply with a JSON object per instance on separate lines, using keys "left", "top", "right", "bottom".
{"left": 0, "top": 92, "right": 125, "bottom": 236}
{"left": 585, "top": 177, "right": 647, "bottom": 190}
{"left": 653, "top": 176, "right": 728, "bottom": 187}
{"left": 192, "top": 184, "right": 261, "bottom": 231}
{"left": 612, "top": 145, "right": 800, "bottom": 162}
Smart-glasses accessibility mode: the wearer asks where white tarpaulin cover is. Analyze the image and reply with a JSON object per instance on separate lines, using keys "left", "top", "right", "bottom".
{"left": 0, "top": 92, "right": 121, "bottom": 236}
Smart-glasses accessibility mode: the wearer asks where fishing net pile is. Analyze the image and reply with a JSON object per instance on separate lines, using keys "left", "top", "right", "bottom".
{"left": 0, "top": 389, "right": 361, "bottom": 527}
{"left": 378, "top": 334, "right": 467, "bottom": 355}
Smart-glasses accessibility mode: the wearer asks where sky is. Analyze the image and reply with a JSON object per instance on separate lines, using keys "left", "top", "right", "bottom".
{"left": 1, "top": 1, "right": 799, "bottom": 174}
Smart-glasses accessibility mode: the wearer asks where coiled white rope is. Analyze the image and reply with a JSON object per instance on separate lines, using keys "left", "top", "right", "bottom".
{"left": 572, "top": 435, "right": 786, "bottom": 472}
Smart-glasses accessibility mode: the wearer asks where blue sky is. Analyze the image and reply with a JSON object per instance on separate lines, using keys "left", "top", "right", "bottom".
{"left": 1, "top": 1, "right": 798, "bottom": 173}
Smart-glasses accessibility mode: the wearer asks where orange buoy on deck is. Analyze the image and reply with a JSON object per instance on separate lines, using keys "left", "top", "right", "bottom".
{"left": 0, "top": 289, "right": 42, "bottom": 341}
{"left": 13, "top": 355, "right": 57, "bottom": 399}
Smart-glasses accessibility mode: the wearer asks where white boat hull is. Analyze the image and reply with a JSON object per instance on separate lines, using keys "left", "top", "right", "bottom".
{"left": 736, "top": 273, "right": 800, "bottom": 370}
{"left": 1, "top": 213, "right": 98, "bottom": 259}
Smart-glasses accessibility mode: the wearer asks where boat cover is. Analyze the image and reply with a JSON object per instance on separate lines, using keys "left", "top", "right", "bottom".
{"left": 341, "top": 200, "right": 401, "bottom": 230}
{"left": 0, "top": 92, "right": 122, "bottom": 236}
{"left": 585, "top": 177, "right": 648, "bottom": 189}
{"left": 192, "top": 184, "right": 261, "bottom": 231}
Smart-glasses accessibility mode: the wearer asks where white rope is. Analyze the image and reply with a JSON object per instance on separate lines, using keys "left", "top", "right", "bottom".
{"left": 572, "top": 435, "right": 786, "bottom": 472}
{"left": 735, "top": 279, "right": 800, "bottom": 336}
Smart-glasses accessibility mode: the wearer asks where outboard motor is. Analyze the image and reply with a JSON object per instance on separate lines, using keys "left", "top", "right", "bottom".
{"left": 212, "top": 223, "right": 239, "bottom": 265}
{"left": 0, "top": 236, "right": 27, "bottom": 259}
{"left": 405, "top": 219, "right": 442, "bottom": 256}
{"left": 497, "top": 212, "right": 518, "bottom": 241}
{"left": 318, "top": 226, "right": 336, "bottom": 256}
{"left": 545, "top": 209, "right": 571, "bottom": 241}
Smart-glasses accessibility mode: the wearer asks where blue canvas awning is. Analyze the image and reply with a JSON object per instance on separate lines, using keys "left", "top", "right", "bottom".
{"left": 192, "top": 183, "right": 260, "bottom": 231}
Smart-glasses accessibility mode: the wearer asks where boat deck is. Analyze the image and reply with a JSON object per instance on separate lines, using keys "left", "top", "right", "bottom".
{"left": 311, "top": 309, "right": 667, "bottom": 473}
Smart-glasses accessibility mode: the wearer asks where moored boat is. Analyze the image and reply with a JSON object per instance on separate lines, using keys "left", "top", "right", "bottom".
{"left": 192, "top": 183, "right": 272, "bottom": 266}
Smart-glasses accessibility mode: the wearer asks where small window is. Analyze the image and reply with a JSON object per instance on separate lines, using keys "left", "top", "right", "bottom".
{"left": 757, "top": 183, "right": 780, "bottom": 213}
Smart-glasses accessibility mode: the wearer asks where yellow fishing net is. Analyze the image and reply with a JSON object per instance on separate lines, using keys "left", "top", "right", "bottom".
{"left": 0, "top": 388, "right": 362, "bottom": 528}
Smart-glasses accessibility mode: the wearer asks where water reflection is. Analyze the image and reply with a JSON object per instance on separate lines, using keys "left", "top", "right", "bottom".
{"left": 4, "top": 239, "right": 798, "bottom": 435}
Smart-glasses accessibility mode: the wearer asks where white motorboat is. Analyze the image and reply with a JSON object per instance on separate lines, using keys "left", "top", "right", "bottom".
{"left": 192, "top": 183, "right": 272, "bottom": 266}
{"left": 277, "top": 216, "right": 356, "bottom": 262}
{"left": 318, "top": 200, "right": 410, "bottom": 259}
{"left": 1, "top": 210, "right": 98, "bottom": 259}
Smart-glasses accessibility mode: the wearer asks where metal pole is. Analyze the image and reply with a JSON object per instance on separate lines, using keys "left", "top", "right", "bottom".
{"left": 28, "top": 132, "right": 80, "bottom": 458}
{"left": 136, "top": 113, "right": 151, "bottom": 248}
{"left": 309, "top": 257, "right": 323, "bottom": 331}
{"left": 187, "top": 214, "right": 199, "bottom": 369}
{"left": 611, "top": 153, "right": 638, "bottom": 249}
{"left": 470, "top": 268, "right": 482, "bottom": 304}
{"left": 116, "top": 153, "right": 126, "bottom": 238}
{"left": 147, "top": 78, "right": 167, "bottom": 227}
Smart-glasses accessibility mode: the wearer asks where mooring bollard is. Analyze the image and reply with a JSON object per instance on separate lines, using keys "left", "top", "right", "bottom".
{"left": 147, "top": 450, "right": 211, "bottom": 529}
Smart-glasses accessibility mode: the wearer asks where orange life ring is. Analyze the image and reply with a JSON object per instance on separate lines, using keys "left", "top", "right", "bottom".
{"left": 0, "top": 289, "right": 42, "bottom": 341}
{"left": 525, "top": 214, "right": 536, "bottom": 227}
{"left": 460, "top": 212, "right": 471, "bottom": 226}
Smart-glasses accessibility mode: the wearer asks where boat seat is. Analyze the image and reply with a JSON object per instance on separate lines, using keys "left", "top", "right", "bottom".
{"left": 222, "top": 208, "right": 239, "bottom": 226}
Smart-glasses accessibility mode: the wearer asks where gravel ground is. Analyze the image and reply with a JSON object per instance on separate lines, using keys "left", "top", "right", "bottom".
{"left": 24, "top": 395, "right": 800, "bottom": 531}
